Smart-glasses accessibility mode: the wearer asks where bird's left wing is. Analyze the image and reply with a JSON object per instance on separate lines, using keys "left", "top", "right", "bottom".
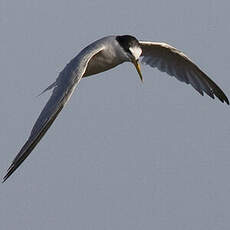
{"left": 3, "top": 45, "right": 104, "bottom": 182}
{"left": 139, "top": 41, "right": 229, "bottom": 104}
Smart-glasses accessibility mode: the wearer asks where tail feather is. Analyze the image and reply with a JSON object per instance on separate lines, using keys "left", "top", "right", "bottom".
{"left": 37, "top": 82, "right": 56, "bottom": 97}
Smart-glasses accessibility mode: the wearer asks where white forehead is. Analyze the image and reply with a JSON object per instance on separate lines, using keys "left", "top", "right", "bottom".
{"left": 129, "top": 46, "right": 142, "bottom": 60}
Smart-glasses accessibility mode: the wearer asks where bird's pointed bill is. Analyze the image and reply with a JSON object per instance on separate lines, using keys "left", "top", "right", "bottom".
{"left": 133, "top": 60, "right": 143, "bottom": 82}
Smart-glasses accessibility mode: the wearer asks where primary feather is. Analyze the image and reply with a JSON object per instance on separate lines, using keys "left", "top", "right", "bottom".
{"left": 140, "top": 41, "right": 229, "bottom": 104}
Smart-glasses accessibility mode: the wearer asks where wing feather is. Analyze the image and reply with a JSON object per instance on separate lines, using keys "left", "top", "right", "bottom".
{"left": 3, "top": 45, "right": 104, "bottom": 182}
{"left": 140, "top": 41, "right": 229, "bottom": 104}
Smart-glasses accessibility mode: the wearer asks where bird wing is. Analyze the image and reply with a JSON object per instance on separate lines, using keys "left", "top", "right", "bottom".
{"left": 3, "top": 45, "right": 105, "bottom": 182}
{"left": 139, "top": 41, "right": 229, "bottom": 104}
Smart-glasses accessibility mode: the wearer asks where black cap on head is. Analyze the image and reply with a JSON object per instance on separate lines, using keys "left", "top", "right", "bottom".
{"left": 116, "top": 35, "right": 140, "bottom": 54}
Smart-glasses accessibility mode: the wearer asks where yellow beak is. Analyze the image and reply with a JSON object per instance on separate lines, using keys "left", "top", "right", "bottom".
{"left": 133, "top": 59, "right": 143, "bottom": 83}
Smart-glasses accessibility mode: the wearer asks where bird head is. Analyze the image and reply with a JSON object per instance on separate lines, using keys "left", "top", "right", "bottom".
{"left": 116, "top": 35, "right": 143, "bottom": 82}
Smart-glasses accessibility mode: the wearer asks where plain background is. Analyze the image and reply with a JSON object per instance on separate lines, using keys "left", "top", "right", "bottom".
{"left": 1, "top": 0, "right": 230, "bottom": 229}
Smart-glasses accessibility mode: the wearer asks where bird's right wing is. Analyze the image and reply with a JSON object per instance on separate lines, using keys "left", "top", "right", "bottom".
{"left": 139, "top": 41, "right": 229, "bottom": 104}
{"left": 3, "top": 45, "right": 105, "bottom": 182}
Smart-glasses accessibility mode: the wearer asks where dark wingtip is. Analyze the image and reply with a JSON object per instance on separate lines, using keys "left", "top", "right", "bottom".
{"left": 198, "top": 70, "right": 229, "bottom": 105}
{"left": 224, "top": 96, "right": 229, "bottom": 105}
{"left": 2, "top": 164, "right": 15, "bottom": 183}
{"left": 2, "top": 177, "right": 7, "bottom": 183}
{"left": 2, "top": 103, "right": 64, "bottom": 183}
{"left": 2, "top": 174, "right": 9, "bottom": 183}
{"left": 214, "top": 90, "right": 229, "bottom": 105}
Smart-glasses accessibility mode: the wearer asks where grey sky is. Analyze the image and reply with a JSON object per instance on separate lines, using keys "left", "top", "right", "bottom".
{"left": 1, "top": 0, "right": 230, "bottom": 229}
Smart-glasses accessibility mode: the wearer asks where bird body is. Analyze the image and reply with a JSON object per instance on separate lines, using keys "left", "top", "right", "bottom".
{"left": 3, "top": 35, "right": 229, "bottom": 182}
{"left": 84, "top": 36, "right": 129, "bottom": 77}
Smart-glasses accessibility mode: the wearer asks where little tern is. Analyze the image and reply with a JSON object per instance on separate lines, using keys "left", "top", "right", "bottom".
{"left": 3, "top": 35, "right": 229, "bottom": 182}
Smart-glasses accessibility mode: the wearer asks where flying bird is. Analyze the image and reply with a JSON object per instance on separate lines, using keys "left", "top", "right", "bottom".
{"left": 3, "top": 35, "right": 229, "bottom": 182}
